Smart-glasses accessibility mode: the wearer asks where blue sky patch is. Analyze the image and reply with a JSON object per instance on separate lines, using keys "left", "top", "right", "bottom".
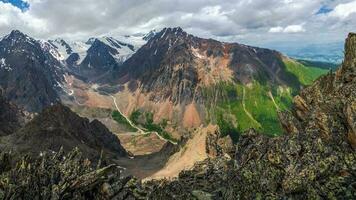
{"left": 316, "top": 5, "right": 333, "bottom": 15}
{"left": 0, "top": 0, "right": 29, "bottom": 10}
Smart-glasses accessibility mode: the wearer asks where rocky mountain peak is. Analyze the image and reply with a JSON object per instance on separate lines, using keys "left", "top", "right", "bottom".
{"left": 344, "top": 33, "right": 356, "bottom": 63}
{"left": 8, "top": 30, "right": 27, "bottom": 38}
{"left": 52, "top": 38, "right": 73, "bottom": 54}
{"left": 151, "top": 27, "right": 190, "bottom": 43}
{"left": 86, "top": 37, "right": 96, "bottom": 45}
{"left": 143, "top": 29, "right": 158, "bottom": 41}
{"left": 0, "top": 30, "right": 64, "bottom": 112}
{"left": 339, "top": 32, "right": 356, "bottom": 84}
{"left": 3, "top": 30, "right": 35, "bottom": 45}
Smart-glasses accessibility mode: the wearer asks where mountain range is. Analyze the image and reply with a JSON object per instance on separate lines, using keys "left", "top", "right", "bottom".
{"left": 267, "top": 41, "right": 344, "bottom": 64}
{"left": 0, "top": 28, "right": 332, "bottom": 144}
{"left": 0, "top": 30, "right": 354, "bottom": 199}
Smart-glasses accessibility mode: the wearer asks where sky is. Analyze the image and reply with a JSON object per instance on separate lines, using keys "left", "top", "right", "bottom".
{"left": 0, "top": 0, "right": 355, "bottom": 48}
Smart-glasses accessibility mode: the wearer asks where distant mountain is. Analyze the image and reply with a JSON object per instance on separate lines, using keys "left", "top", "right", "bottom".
{"left": 269, "top": 42, "right": 344, "bottom": 64}
{"left": 41, "top": 34, "right": 150, "bottom": 81}
{"left": 102, "top": 27, "right": 330, "bottom": 136}
{"left": 44, "top": 38, "right": 90, "bottom": 65}
{"left": 0, "top": 30, "right": 65, "bottom": 112}
{"left": 76, "top": 37, "right": 137, "bottom": 78}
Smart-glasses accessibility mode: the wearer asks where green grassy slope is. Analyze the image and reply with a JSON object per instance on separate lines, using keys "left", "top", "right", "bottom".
{"left": 284, "top": 59, "right": 329, "bottom": 85}
{"left": 211, "top": 60, "right": 328, "bottom": 139}
{"left": 215, "top": 82, "right": 291, "bottom": 137}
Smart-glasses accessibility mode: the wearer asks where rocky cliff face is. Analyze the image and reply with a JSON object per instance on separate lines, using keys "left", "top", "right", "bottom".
{"left": 0, "top": 104, "right": 127, "bottom": 161}
{"left": 279, "top": 33, "right": 356, "bottom": 148}
{"left": 0, "top": 91, "right": 25, "bottom": 136}
{"left": 141, "top": 33, "right": 356, "bottom": 199}
{"left": 0, "top": 30, "right": 64, "bottom": 112}
{"left": 77, "top": 37, "right": 136, "bottom": 79}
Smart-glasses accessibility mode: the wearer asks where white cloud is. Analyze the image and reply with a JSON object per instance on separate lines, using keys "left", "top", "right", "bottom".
{"left": 329, "top": 0, "right": 356, "bottom": 19}
{"left": 269, "top": 25, "right": 305, "bottom": 33}
{"left": 283, "top": 25, "right": 305, "bottom": 33}
{"left": 269, "top": 26, "right": 284, "bottom": 33}
{"left": 0, "top": 2, "right": 48, "bottom": 36}
{"left": 0, "top": 0, "right": 354, "bottom": 48}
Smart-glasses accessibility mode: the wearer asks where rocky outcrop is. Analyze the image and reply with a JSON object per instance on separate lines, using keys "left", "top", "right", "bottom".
{"left": 0, "top": 148, "right": 145, "bottom": 199}
{"left": 279, "top": 32, "right": 356, "bottom": 149}
{"left": 0, "top": 104, "right": 127, "bottom": 161}
{"left": 78, "top": 38, "right": 120, "bottom": 77}
{"left": 0, "top": 92, "right": 24, "bottom": 136}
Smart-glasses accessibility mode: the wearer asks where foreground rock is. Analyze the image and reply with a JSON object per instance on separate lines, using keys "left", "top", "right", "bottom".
{"left": 0, "top": 148, "right": 145, "bottom": 199}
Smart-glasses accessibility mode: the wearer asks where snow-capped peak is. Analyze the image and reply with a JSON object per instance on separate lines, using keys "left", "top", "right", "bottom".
{"left": 44, "top": 38, "right": 90, "bottom": 64}
{"left": 41, "top": 31, "right": 154, "bottom": 66}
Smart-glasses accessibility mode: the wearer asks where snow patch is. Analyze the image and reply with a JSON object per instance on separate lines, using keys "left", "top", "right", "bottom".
{"left": 191, "top": 48, "right": 205, "bottom": 59}
{"left": 0, "top": 58, "right": 12, "bottom": 71}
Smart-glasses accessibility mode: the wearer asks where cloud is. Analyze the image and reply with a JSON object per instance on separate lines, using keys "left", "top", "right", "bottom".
{"left": 0, "top": 2, "right": 47, "bottom": 35}
{"left": 269, "top": 25, "right": 305, "bottom": 33}
{"left": 328, "top": 0, "right": 356, "bottom": 19}
{"left": 283, "top": 25, "right": 306, "bottom": 33}
{"left": 0, "top": 0, "right": 354, "bottom": 48}
{"left": 269, "top": 27, "right": 284, "bottom": 33}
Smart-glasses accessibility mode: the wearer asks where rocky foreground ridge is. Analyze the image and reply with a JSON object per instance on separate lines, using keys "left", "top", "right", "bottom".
{"left": 0, "top": 33, "right": 355, "bottom": 199}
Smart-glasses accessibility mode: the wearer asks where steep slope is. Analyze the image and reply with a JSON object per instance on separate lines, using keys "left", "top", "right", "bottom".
{"left": 149, "top": 125, "right": 222, "bottom": 179}
{"left": 44, "top": 35, "right": 148, "bottom": 81}
{"left": 0, "top": 103, "right": 127, "bottom": 160}
{"left": 111, "top": 27, "right": 317, "bottom": 101}
{"left": 77, "top": 37, "right": 136, "bottom": 78}
{"left": 45, "top": 38, "right": 90, "bottom": 65}
{"left": 144, "top": 33, "right": 356, "bottom": 199}
{"left": 0, "top": 30, "right": 64, "bottom": 112}
{"left": 0, "top": 91, "right": 25, "bottom": 136}
{"left": 101, "top": 27, "right": 328, "bottom": 135}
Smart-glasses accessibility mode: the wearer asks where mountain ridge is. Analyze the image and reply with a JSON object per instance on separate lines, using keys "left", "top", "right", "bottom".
{"left": 95, "top": 27, "right": 330, "bottom": 135}
{"left": 0, "top": 102, "right": 128, "bottom": 161}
